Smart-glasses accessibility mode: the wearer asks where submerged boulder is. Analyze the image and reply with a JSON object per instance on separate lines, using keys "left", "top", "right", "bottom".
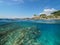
{"left": 0, "top": 24, "right": 41, "bottom": 45}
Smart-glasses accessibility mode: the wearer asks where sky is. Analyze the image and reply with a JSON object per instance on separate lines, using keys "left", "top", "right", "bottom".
{"left": 0, "top": 0, "right": 60, "bottom": 18}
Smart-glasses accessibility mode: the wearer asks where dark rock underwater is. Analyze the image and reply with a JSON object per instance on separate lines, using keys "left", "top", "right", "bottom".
{"left": 0, "top": 20, "right": 60, "bottom": 45}
{"left": 0, "top": 22, "right": 41, "bottom": 45}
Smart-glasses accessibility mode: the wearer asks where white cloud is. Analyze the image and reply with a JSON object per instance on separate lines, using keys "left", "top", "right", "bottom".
{"left": 0, "top": 0, "right": 38, "bottom": 5}
{"left": 0, "top": 0, "right": 24, "bottom": 5}
{"left": 40, "top": 8, "right": 57, "bottom": 16}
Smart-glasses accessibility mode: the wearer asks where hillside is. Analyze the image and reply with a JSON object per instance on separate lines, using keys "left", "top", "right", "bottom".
{"left": 32, "top": 10, "right": 60, "bottom": 20}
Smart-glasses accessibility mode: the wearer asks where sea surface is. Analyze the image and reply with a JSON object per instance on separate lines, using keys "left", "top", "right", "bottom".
{"left": 0, "top": 19, "right": 60, "bottom": 45}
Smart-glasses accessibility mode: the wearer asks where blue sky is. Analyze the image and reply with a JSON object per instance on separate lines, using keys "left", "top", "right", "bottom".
{"left": 0, "top": 0, "right": 60, "bottom": 18}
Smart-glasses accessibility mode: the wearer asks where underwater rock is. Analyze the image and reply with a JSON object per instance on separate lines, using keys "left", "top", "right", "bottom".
{"left": 0, "top": 23, "right": 41, "bottom": 45}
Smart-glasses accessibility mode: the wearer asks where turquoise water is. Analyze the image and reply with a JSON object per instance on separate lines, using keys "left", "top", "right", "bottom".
{"left": 37, "top": 23, "right": 60, "bottom": 45}
{"left": 0, "top": 20, "right": 60, "bottom": 45}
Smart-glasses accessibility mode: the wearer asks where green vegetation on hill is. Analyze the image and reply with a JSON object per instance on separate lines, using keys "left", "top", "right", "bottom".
{"left": 40, "top": 14, "right": 46, "bottom": 18}
{"left": 51, "top": 10, "right": 60, "bottom": 18}
{"left": 34, "top": 14, "right": 37, "bottom": 16}
{"left": 52, "top": 10, "right": 60, "bottom": 16}
{"left": 33, "top": 10, "right": 60, "bottom": 19}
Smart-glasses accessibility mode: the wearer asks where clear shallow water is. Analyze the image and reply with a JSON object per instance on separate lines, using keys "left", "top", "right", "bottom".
{"left": 37, "top": 23, "right": 60, "bottom": 45}
{"left": 0, "top": 20, "right": 60, "bottom": 45}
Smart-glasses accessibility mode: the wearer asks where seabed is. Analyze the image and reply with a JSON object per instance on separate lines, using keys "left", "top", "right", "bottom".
{"left": 0, "top": 21, "right": 60, "bottom": 45}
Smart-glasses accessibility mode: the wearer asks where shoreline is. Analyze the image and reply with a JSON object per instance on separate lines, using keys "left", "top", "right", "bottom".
{"left": 0, "top": 18, "right": 60, "bottom": 20}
